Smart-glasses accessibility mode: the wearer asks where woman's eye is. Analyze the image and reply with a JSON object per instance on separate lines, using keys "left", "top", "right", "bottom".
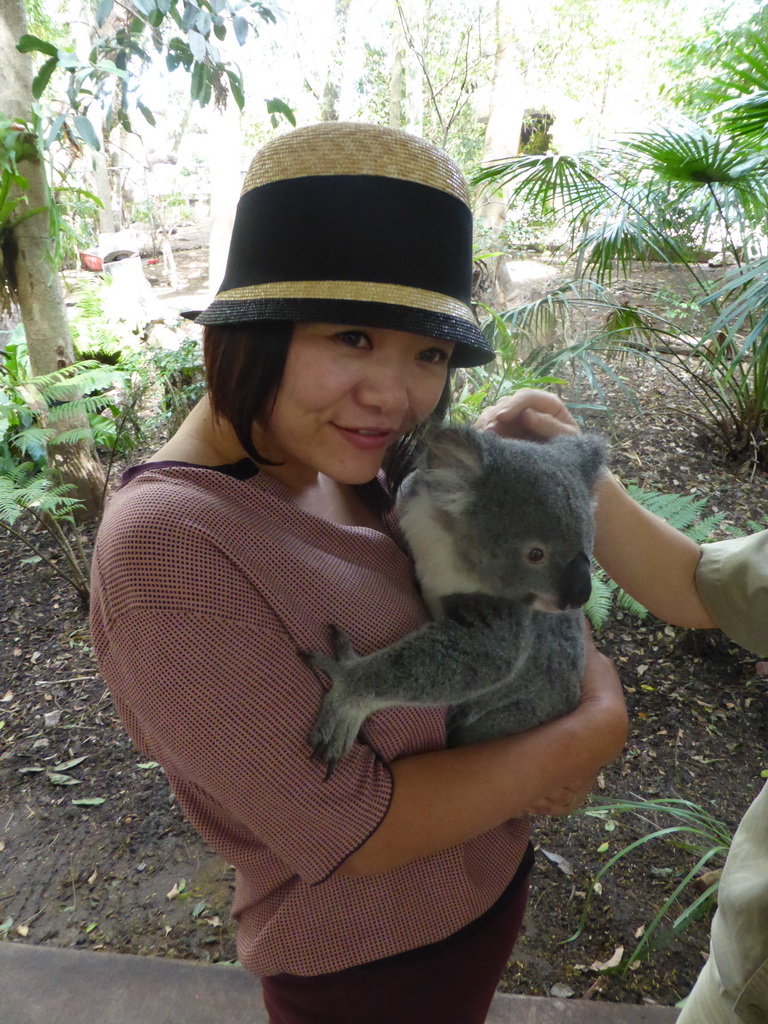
{"left": 338, "top": 331, "right": 371, "bottom": 349}
{"left": 420, "top": 347, "right": 450, "bottom": 364}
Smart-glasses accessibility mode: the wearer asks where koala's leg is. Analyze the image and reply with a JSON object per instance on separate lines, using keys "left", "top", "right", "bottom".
{"left": 305, "top": 596, "right": 534, "bottom": 775}
{"left": 448, "top": 611, "right": 586, "bottom": 746}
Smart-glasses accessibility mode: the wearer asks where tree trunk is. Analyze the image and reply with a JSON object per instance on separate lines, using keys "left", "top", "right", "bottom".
{"left": 0, "top": 0, "right": 105, "bottom": 520}
{"left": 320, "top": 0, "right": 351, "bottom": 122}
{"left": 207, "top": 99, "right": 243, "bottom": 292}
{"left": 476, "top": 0, "right": 527, "bottom": 229}
{"left": 89, "top": 103, "right": 116, "bottom": 233}
{"left": 68, "top": 1, "right": 117, "bottom": 232}
{"left": 389, "top": 17, "right": 404, "bottom": 130}
{"left": 393, "top": 0, "right": 423, "bottom": 137}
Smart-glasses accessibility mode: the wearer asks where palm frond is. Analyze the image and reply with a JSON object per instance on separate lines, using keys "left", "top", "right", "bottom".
{"left": 627, "top": 125, "right": 765, "bottom": 187}
{"left": 472, "top": 153, "right": 614, "bottom": 231}
{"left": 713, "top": 91, "right": 768, "bottom": 143}
{"left": 709, "top": 31, "right": 768, "bottom": 99}
{"left": 701, "top": 256, "right": 768, "bottom": 357}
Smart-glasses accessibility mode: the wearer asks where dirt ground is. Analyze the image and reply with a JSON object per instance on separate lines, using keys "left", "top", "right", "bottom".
{"left": 1, "top": 249, "right": 767, "bottom": 1008}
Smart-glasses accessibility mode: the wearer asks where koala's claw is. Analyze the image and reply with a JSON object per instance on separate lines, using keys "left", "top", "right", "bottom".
{"left": 329, "top": 624, "right": 356, "bottom": 660}
{"left": 309, "top": 698, "right": 362, "bottom": 779}
{"left": 310, "top": 741, "right": 338, "bottom": 781}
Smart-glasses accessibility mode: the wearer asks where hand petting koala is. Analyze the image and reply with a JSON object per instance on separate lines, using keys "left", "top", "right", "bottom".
{"left": 304, "top": 425, "right": 607, "bottom": 778}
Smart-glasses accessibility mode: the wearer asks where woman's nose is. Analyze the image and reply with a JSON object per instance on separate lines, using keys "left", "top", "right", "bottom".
{"left": 357, "top": 360, "right": 411, "bottom": 413}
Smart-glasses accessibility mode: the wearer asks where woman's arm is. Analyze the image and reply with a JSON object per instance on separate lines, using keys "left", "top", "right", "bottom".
{"left": 337, "top": 635, "right": 627, "bottom": 876}
{"left": 476, "top": 390, "right": 717, "bottom": 630}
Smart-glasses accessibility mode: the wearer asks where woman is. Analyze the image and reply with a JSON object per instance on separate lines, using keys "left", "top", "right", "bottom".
{"left": 90, "top": 123, "right": 628, "bottom": 1024}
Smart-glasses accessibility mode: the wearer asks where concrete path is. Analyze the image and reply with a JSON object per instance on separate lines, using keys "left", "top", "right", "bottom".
{"left": 0, "top": 941, "right": 680, "bottom": 1023}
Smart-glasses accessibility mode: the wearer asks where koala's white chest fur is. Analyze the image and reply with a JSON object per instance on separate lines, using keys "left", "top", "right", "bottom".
{"left": 398, "top": 490, "right": 485, "bottom": 617}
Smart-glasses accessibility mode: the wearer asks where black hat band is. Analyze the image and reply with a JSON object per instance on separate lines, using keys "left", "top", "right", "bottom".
{"left": 216, "top": 174, "right": 473, "bottom": 303}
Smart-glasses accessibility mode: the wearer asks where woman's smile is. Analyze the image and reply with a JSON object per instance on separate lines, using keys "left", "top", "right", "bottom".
{"left": 332, "top": 423, "right": 400, "bottom": 450}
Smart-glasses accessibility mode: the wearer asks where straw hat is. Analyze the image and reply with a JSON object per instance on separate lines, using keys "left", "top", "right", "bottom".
{"left": 182, "top": 122, "right": 494, "bottom": 367}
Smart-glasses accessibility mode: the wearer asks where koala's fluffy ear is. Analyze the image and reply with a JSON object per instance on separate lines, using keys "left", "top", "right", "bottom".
{"left": 551, "top": 434, "right": 607, "bottom": 487}
{"left": 420, "top": 426, "right": 486, "bottom": 516}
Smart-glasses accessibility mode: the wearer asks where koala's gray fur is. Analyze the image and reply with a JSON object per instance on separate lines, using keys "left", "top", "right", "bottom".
{"left": 306, "top": 426, "right": 607, "bottom": 777}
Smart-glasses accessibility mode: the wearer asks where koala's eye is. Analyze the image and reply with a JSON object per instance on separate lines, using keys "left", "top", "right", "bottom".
{"left": 527, "top": 547, "right": 545, "bottom": 564}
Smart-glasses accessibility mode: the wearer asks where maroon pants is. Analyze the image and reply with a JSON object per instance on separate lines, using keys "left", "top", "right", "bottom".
{"left": 261, "top": 845, "right": 533, "bottom": 1024}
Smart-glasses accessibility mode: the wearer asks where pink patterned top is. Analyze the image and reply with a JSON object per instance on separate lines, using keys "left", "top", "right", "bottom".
{"left": 89, "top": 460, "right": 530, "bottom": 977}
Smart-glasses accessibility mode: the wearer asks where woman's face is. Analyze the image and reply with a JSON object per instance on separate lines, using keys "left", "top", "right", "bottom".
{"left": 255, "top": 322, "right": 453, "bottom": 489}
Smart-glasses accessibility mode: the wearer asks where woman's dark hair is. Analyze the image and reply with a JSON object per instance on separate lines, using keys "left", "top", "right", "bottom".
{"left": 204, "top": 321, "right": 293, "bottom": 465}
{"left": 383, "top": 378, "right": 452, "bottom": 495}
{"left": 203, "top": 321, "right": 453, "bottom": 492}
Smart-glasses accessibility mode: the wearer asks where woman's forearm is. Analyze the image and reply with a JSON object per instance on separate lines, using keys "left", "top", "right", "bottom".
{"left": 336, "top": 645, "right": 627, "bottom": 877}
{"left": 593, "top": 471, "right": 717, "bottom": 629}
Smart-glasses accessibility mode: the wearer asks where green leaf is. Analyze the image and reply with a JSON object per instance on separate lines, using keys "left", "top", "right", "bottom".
{"left": 48, "top": 772, "right": 81, "bottom": 786}
{"left": 72, "top": 798, "right": 106, "bottom": 806}
{"left": 182, "top": 2, "right": 200, "bottom": 31}
{"left": 17, "top": 34, "right": 58, "bottom": 57}
{"left": 32, "top": 57, "right": 58, "bottom": 100}
{"left": 195, "top": 9, "right": 212, "bottom": 36}
{"left": 226, "top": 69, "right": 245, "bottom": 111}
{"left": 137, "top": 101, "right": 156, "bottom": 127}
{"left": 47, "top": 114, "right": 67, "bottom": 146}
{"left": 187, "top": 28, "right": 207, "bottom": 63}
{"left": 192, "top": 899, "right": 208, "bottom": 918}
{"left": 95, "top": 0, "right": 115, "bottom": 27}
{"left": 73, "top": 116, "right": 101, "bottom": 151}
{"left": 232, "top": 14, "right": 248, "bottom": 45}
{"left": 56, "top": 51, "right": 82, "bottom": 71}
{"left": 136, "top": 761, "right": 160, "bottom": 769}
{"left": 265, "top": 97, "right": 296, "bottom": 127}
{"left": 52, "top": 756, "right": 87, "bottom": 772}
{"left": 96, "top": 59, "right": 127, "bottom": 79}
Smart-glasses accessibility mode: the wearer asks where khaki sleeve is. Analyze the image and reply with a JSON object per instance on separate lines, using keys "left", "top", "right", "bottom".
{"left": 695, "top": 531, "right": 768, "bottom": 657}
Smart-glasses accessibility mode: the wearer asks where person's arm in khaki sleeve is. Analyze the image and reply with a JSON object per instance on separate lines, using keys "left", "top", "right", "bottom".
{"left": 479, "top": 389, "right": 768, "bottom": 1024}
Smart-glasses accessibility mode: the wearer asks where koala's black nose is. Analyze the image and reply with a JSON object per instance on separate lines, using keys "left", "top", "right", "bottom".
{"left": 559, "top": 552, "right": 592, "bottom": 609}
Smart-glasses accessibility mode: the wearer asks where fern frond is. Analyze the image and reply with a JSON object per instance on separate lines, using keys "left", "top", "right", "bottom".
{"left": 625, "top": 485, "right": 726, "bottom": 538}
{"left": 13, "top": 426, "right": 56, "bottom": 454}
{"left": 46, "top": 395, "right": 115, "bottom": 422}
{"left": 585, "top": 573, "right": 616, "bottom": 630}
{"left": 45, "top": 367, "right": 122, "bottom": 397}
{"left": 21, "top": 360, "right": 101, "bottom": 392}
{"left": 47, "top": 426, "right": 100, "bottom": 446}
{"left": 615, "top": 590, "right": 649, "bottom": 618}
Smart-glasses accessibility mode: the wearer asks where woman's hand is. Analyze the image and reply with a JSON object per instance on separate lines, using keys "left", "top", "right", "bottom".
{"left": 526, "top": 627, "right": 628, "bottom": 817}
{"left": 476, "top": 388, "right": 580, "bottom": 441}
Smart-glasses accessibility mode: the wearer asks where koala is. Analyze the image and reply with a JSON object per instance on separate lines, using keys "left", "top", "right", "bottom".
{"left": 305, "top": 425, "right": 607, "bottom": 778}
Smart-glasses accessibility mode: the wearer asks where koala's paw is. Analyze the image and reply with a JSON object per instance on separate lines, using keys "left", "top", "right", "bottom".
{"left": 309, "top": 693, "right": 369, "bottom": 780}
{"left": 302, "top": 626, "right": 365, "bottom": 780}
